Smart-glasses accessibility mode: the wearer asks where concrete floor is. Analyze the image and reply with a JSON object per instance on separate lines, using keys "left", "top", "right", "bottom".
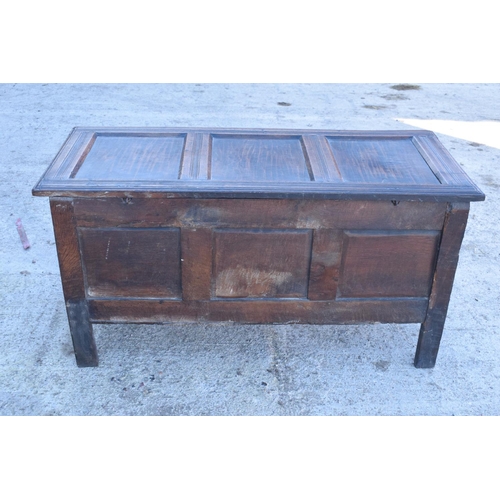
{"left": 1, "top": 83, "right": 499, "bottom": 415}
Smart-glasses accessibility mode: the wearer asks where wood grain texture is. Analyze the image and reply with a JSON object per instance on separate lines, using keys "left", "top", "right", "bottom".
{"left": 88, "top": 298, "right": 428, "bottom": 325}
{"left": 33, "top": 183, "right": 486, "bottom": 202}
{"left": 308, "top": 230, "right": 343, "bottom": 300}
{"left": 67, "top": 299, "right": 98, "bottom": 367}
{"left": 326, "top": 137, "right": 440, "bottom": 185}
{"left": 414, "top": 203, "right": 470, "bottom": 368}
{"left": 301, "top": 135, "right": 342, "bottom": 182}
{"left": 213, "top": 229, "right": 312, "bottom": 298}
{"left": 73, "top": 198, "right": 447, "bottom": 231}
{"left": 50, "top": 199, "right": 98, "bottom": 366}
{"left": 52, "top": 131, "right": 96, "bottom": 179}
{"left": 411, "top": 135, "right": 470, "bottom": 186}
{"left": 50, "top": 198, "right": 86, "bottom": 299}
{"left": 181, "top": 228, "right": 212, "bottom": 300}
{"left": 37, "top": 128, "right": 484, "bottom": 368}
{"left": 33, "top": 127, "right": 485, "bottom": 202}
{"left": 180, "top": 133, "right": 210, "bottom": 180}
{"left": 210, "top": 135, "right": 313, "bottom": 182}
{"left": 72, "top": 134, "right": 186, "bottom": 180}
{"left": 339, "top": 231, "right": 440, "bottom": 298}
{"left": 79, "top": 228, "right": 181, "bottom": 298}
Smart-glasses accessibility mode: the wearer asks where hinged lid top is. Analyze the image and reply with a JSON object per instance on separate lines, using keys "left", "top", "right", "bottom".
{"left": 32, "top": 127, "right": 485, "bottom": 202}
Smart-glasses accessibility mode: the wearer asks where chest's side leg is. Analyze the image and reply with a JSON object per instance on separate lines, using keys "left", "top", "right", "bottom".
{"left": 51, "top": 198, "right": 98, "bottom": 367}
{"left": 414, "top": 202, "right": 469, "bottom": 368}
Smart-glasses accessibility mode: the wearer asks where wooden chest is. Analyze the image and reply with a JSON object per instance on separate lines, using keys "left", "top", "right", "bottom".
{"left": 33, "top": 127, "right": 485, "bottom": 368}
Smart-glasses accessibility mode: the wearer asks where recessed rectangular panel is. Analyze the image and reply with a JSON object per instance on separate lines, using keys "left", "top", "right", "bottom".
{"left": 339, "top": 230, "right": 439, "bottom": 298}
{"left": 73, "top": 134, "right": 186, "bottom": 180}
{"left": 326, "top": 137, "right": 441, "bottom": 185}
{"left": 79, "top": 228, "right": 181, "bottom": 298}
{"left": 210, "top": 135, "right": 312, "bottom": 182}
{"left": 214, "top": 229, "right": 312, "bottom": 299}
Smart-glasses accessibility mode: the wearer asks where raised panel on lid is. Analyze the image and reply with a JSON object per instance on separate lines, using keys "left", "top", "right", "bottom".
{"left": 326, "top": 137, "right": 441, "bottom": 185}
{"left": 72, "top": 134, "right": 186, "bottom": 180}
{"left": 210, "top": 135, "right": 312, "bottom": 182}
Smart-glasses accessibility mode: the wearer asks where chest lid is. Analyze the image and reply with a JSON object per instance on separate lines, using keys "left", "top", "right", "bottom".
{"left": 32, "top": 127, "right": 485, "bottom": 202}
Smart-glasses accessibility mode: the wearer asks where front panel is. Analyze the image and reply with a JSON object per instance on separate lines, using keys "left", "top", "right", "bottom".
{"left": 79, "top": 227, "right": 181, "bottom": 299}
{"left": 73, "top": 199, "right": 446, "bottom": 324}
{"left": 213, "top": 229, "right": 312, "bottom": 299}
{"left": 338, "top": 231, "right": 440, "bottom": 299}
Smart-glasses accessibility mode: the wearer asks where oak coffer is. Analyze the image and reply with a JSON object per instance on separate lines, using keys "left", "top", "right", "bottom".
{"left": 32, "top": 127, "right": 485, "bottom": 368}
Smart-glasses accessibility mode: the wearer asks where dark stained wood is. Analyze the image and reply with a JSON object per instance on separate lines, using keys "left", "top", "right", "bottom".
{"left": 308, "top": 230, "right": 343, "bottom": 300}
{"left": 411, "top": 135, "right": 471, "bottom": 186}
{"left": 51, "top": 131, "right": 96, "bottom": 179}
{"left": 210, "top": 135, "right": 313, "bottom": 182}
{"left": 180, "top": 133, "right": 210, "bottom": 180}
{"left": 50, "top": 199, "right": 86, "bottom": 299}
{"left": 78, "top": 228, "right": 181, "bottom": 298}
{"left": 339, "top": 231, "right": 440, "bottom": 298}
{"left": 89, "top": 298, "right": 429, "bottom": 325}
{"left": 73, "top": 198, "right": 447, "bottom": 231}
{"left": 326, "top": 137, "right": 441, "bottom": 185}
{"left": 181, "top": 228, "right": 212, "bottom": 300}
{"left": 213, "top": 229, "right": 312, "bottom": 299}
{"left": 33, "top": 127, "right": 485, "bottom": 202}
{"left": 67, "top": 299, "right": 98, "bottom": 367}
{"left": 35, "top": 128, "right": 485, "bottom": 367}
{"left": 301, "top": 135, "right": 342, "bottom": 182}
{"left": 72, "top": 133, "right": 186, "bottom": 181}
{"left": 32, "top": 183, "right": 486, "bottom": 202}
{"left": 50, "top": 199, "right": 97, "bottom": 367}
{"left": 414, "top": 203, "right": 470, "bottom": 368}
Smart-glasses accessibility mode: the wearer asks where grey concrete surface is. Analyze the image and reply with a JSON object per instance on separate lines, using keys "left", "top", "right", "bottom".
{"left": 1, "top": 83, "right": 499, "bottom": 416}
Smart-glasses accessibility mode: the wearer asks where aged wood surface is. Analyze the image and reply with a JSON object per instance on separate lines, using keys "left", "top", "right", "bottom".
{"left": 213, "top": 229, "right": 312, "bottom": 299}
{"left": 33, "top": 128, "right": 486, "bottom": 202}
{"left": 308, "top": 229, "right": 343, "bottom": 300}
{"left": 301, "top": 135, "right": 342, "bottom": 182}
{"left": 180, "top": 133, "right": 210, "bottom": 180}
{"left": 33, "top": 183, "right": 486, "bottom": 202}
{"left": 88, "top": 298, "right": 429, "bottom": 325}
{"left": 326, "top": 137, "right": 441, "bottom": 185}
{"left": 67, "top": 299, "right": 98, "bottom": 367}
{"left": 50, "top": 199, "right": 86, "bottom": 298}
{"left": 338, "top": 230, "right": 440, "bottom": 298}
{"left": 73, "top": 199, "right": 447, "bottom": 230}
{"left": 35, "top": 128, "right": 485, "bottom": 368}
{"left": 50, "top": 199, "right": 97, "bottom": 366}
{"left": 72, "top": 134, "right": 186, "bottom": 180}
{"left": 414, "top": 203, "right": 470, "bottom": 368}
{"left": 78, "top": 227, "right": 182, "bottom": 298}
{"left": 180, "top": 228, "right": 212, "bottom": 301}
{"left": 210, "top": 135, "right": 313, "bottom": 182}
